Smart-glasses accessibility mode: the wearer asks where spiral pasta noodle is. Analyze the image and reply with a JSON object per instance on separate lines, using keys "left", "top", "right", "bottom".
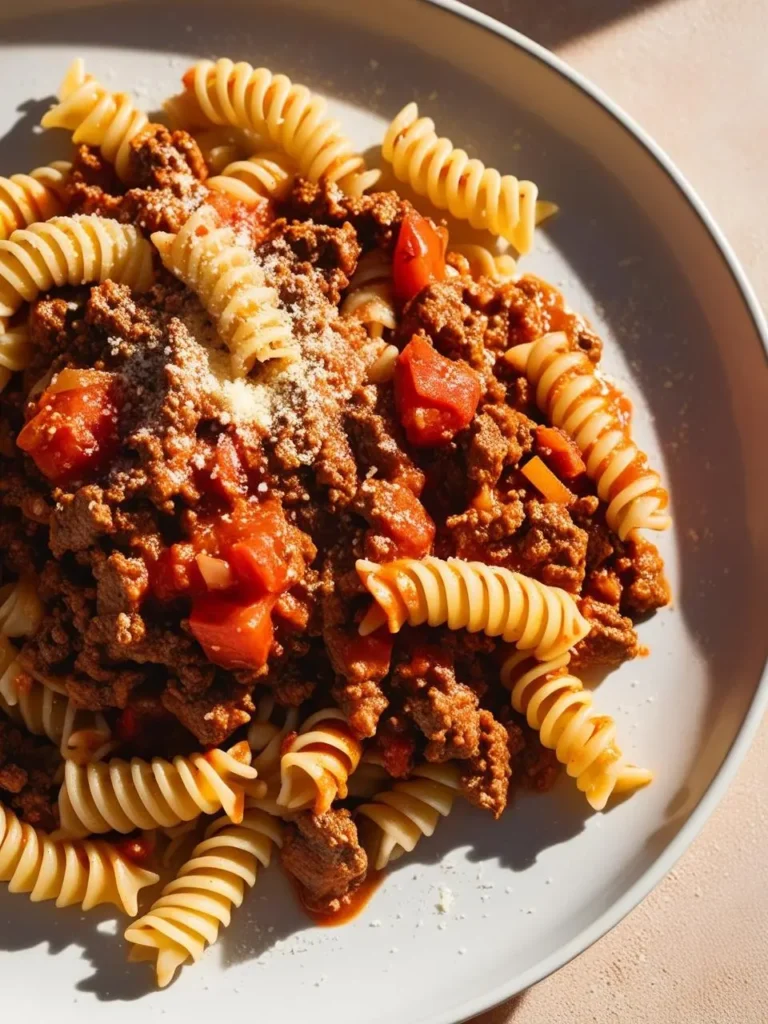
{"left": 0, "top": 161, "right": 71, "bottom": 241}
{"left": 0, "top": 576, "right": 44, "bottom": 638}
{"left": 0, "top": 214, "right": 154, "bottom": 318}
{"left": 58, "top": 742, "right": 259, "bottom": 837}
{"left": 505, "top": 331, "right": 671, "bottom": 539}
{"left": 356, "top": 762, "right": 460, "bottom": 869}
{"left": 0, "top": 803, "right": 159, "bottom": 915}
{"left": 382, "top": 103, "right": 539, "bottom": 253}
{"left": 208, "top": 150, "right": 296, "bottom": 203}
{"left": 345, "top": 751, "right": 390, "bottom": 799}
{"left": 125, "top": 805, "right": 281, "bottom": 987}
{"left": 341, "top": 251, "right": 396, "bottom": 341}
{"left": 0, "top": 317, "right": 31, "bottom": 392}
{"left": 501, "top": 649, "right": 652, "bottom": 810}
{"left": 277, "top": 708, "right": 362, "bottom": 814}
{"left": 152, "top": 207, "right": 295, "bottom": 374}
{"left": 41, "top": 58, "right": 148, "bottom": 182}
{"left": 0, "top": 644, "right": 113, "bottom": 764}
{"left": 247, "top": 693, "right": 301, "bottom": 778}
{"left": 357, "top": 556, "right": 590, "bottom": 661}
{"left": 447, "top": 243, "right": 517, "bottom": 282}
{"left": 178, "top": 58, "right": 379, "bottom": 195}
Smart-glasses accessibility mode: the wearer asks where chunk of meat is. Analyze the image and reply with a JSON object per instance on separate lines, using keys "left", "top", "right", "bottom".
{"left": 459, "top": 709, "right": 510, "bottom": 818}
{"left": 161, "top": 682, "right": 255, "bottom": 747}
{"left": 49, "top": 484, "right": 114, "bottom": 556}
{"left": 128, "top": 125, "right": 208, "bottom": 188}
{"left": 465, "top": 406, "right": 533, "bottom": 489}
{"left": 0, "top": 717, "right": 60, "bottom": 830}
{"left": 617, "top": 537, "right": 671, "bottom": 616}
{"left": 91, "top": 550, "right": 148, "bottom": 615}
{"left": 281, "top": 808, "right": 368, "bottom": 916}
{"left": 444, "top": 499, "right": 526, "bottom": 564}
{"left": 394, "top": 644, "right": 481, "bottom": 761}
{"left": 515, "top": 499, "right": 588, "bottom": 593}
{"left": 571, "top": 597, "right": 641, "bottom": 669}
{"left": 506, "top": 719, "right": 560, "bottom": 793}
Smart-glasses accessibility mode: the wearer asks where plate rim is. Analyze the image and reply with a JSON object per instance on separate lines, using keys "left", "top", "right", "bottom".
{"left": 414, "top": 1, "right": 768, "bottom": 1020}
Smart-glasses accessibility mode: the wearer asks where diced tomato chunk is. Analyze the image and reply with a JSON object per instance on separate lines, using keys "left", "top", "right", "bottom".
{"left": 17, "top": 376, "right": 120, "bottom": 484}
{"left": 392, "top": 211, "right": 447, "bottom": 304}
{"left": 197, "top": 432, "right": 248, "bottom": 502}
{"left": 189, "top": 593, "right": 275, "bottom": 670}
{"left": 114, "top": 833, "right": 156, "bottom": 866}
{"left": 229, "top": 536, "right": 287, "bottom": 596}
{"left": 326, "top": 626, "right": 394, "bottom": 683}
{"left": 394, "top": 335, "right": 481, "bottom": 446}
{"left": 365, "top": 481, "right": 435, "bottom": 559}
{"left": 534, "top": 426, "right": 586, "bottom": 480}
{"left": 149, "top": 544, "right": 206, "bottom": 602}
{"left": 205, "top": 190, "right": 274, "bottom": 244}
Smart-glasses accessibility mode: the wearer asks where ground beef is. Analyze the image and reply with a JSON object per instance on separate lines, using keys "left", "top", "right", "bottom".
{"left": 281, "top": 808, "right": 367, "bottom": 915}
{"left": 617, "top": 537, "right": 671, "bottom": 616}
{"left": 443, "top": 498, "right": 526, "bottom": 563}
{"left": 506, "top": 719, "right": 560, "bottom": 793}
{"left": 571, "top": 597, "right": 641, "bottom": 669}
{"left": 283, "top": 177, "right": 409, "bottom": 252}
{"left": 515, "top": 499, "right": 588, "bottom": 593}
{"left": 49, "top": 485, "right": 114, "bottom": 556}
{"left": 465, "top": 405, "right": 534, "bottom": 489}
{"left": 394, "top": 643, "right": 481, "bottom": 761}
{"left": 0, "top": 716, "right": 60, "bottom": 830}
{"left": 458, "top": 709, "right": 510, "bottom": 818}
{"left": 91, "top": 550, "right": 148, "bottom": 615}
{"left": 128, "top": 125, "right": 208, "bottom": 189}
{"left": 161, "top": 682, "right": 255, "bottom": 747}
{"left": 346, "top": 388, "right": 425, "bottom": 495}
{"left": 267, "top": 218, "right": 360, "bottom": 306}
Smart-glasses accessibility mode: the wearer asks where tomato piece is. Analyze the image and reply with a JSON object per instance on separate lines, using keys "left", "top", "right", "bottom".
{"left": 197, "top": 432, "right": 248, "bottom": 502}
{"left": 114, "top": 833, "right": 156, "bottom": 866}
{"left": 392, "top": 211, "right": 447, "bottom": 304}
{"left": 189, "top": 593, "right": 275, "bottom": 670}
{"left": 325, "top": 626, "right": 394, "bottom": 684}
{"left": 364, "top": 481, "right": 435, "bottom": 559}
{"left": 17, "top": 377, "right": 120, "bottom": 484}
{"left": 115, "top": 708, "right": 139, "bottom": 743}
{"left": 394, "top": 335, "right": 481, "bottom": 446}
{"left": 229, "top": 536, "right": 288, "bottom": 596}
{"left": 205, "top": 191, "right": 274, "bottom": 245}
{"left": 150, "top": 544, "right": 206, "bottom": 602}
{"left": 534, "top": 426, "right": 586, "bottom": 481}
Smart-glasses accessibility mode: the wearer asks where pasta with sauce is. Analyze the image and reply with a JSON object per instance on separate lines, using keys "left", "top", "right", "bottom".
{"left": 0, "top": 56, "right": 668, "bottom": 982}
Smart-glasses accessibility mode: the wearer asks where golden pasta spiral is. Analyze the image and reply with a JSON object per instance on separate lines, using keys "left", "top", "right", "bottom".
{"left": 152, "top": 207, "right": 295, "bottom": 374}
{"left": 341, "top": 251, "right": 396, "bottom": 341}
{"left": 247, "top": 693, "right": 300, "bottom": 778}
{"left": 356, "top": 762, "right": 460, "bottom": 869}
{"left": 277, "top": 708, "right": 362, "bottom": 814}
{"left": 501, "top": 649, "right": 652, "bottom": 810}
{"left": 0, "top": 214, "right": 154, "bottom": 318}
{"left": 0, "top": 641, "right": 113, "bottom": 764}
{"left": 382, "top": 103, "right": 538, "bottom": 253}
{"left": 0, "top": 803, "right": 159, "bottom": 915}
{"left": 356, "top": 556, "right": 590, "bottom": 661}
{"left": 0, "top": 161, "right": 71, "bottom": 240}
{"left": 125, "top": 806, "right": 281, "bottom": 987}
{"left": 0, "top": 576, "right": 44, "bottom": 638}
{"left": 41, "top": 58, "right": 148, "bottom": 182}
{"left": 505, "top": 331, "right": 671, "bottom": 539}
{"left": 0, "top": 317, "right": 31, "bottom": 392}
{"left": 447, "top": 243, "right": 517, "bottom": 282}
{"left": 180, "top": 58, "right": 379, "bottom": 195}
{"left": 345, "top": 751, "right": 390, "bottom": 799}
{"left": 58, "top": 743, "right": 259, "bottom": 837}
{"left": 208, "top": 150, "right": 296, "bottom": 203}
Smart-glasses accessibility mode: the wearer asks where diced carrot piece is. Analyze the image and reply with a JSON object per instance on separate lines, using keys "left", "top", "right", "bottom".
{"left": 521, "top": 455, "right": 574, "bottom": 505}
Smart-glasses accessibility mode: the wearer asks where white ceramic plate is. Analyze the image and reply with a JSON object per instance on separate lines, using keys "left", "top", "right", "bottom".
{"left": 2, "top": 1, "right": 767, "bottom": 1021}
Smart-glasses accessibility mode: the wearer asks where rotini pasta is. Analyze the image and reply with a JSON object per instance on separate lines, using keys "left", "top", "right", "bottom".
{"left": 382, "top": 102, "right": 539, "bottom": 253}
{"left": 505, "top": 332, "right": 671, "bottom": 539}
{"left": 0, "top": 316, "right": 31, "bottom": 392}
{"left": 58, "top": 742, "right": 261, "bottom": 837}
{"left": 125, "top": 805, "right": 281, "bottom": 987}
{"left": 0, "top": 651, "right": 113, "bottom": 764}
{"left": 208, "top": 150, "right": 296, "bottom": 203}
{"left": 247, "top": 693, "right": 300, "bottom": 778}
{"left": 366, "top": 343, "right": 399, "bottom": 384}
{"left": 177, "top": 58, "right": 379, "bottom": 196}
{"left": 357, "top": 556, "right": 590, "bottom": 661}
{"left": 0, "top": 576, "right": 44, "bottom": 638}
{"left": 41, "top": 58, "right": 148, "bottom": 182}
{"left": 151, "top": 207, "right": 296, "bottom": 374}
{"left": 447, "top": 243, "right": 517, "bottom": 282}
{"left": 501, "top": 649, "right": 653, "bottom": 810}
{"left": 0, "top": 215, "right": 154, "bottom": 318}
{"left": 0, "top": 803, "right": 159, "bottom": 915}
{"left": 356, "top": 762, "right": 460, "bottom": 869}
{"left": 341, "top": 251, "right": 396, "bottom": 340}
{"left": 345, "top": 750, "right": 390, "bottom": 799}
{"left": 277, "top": 708, "right": 362, "bottom": 814}
{"left": 0, "top": 161, "right": 71, "bottom": 241}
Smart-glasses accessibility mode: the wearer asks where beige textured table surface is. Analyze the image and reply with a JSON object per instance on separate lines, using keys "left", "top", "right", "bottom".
{"left": 462, "top": 2, "right": 768, "bottom": 1022}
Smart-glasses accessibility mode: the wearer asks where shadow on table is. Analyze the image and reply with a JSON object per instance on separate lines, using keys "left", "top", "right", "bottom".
{"left": 463, "top": 0, "right": 678, "bottom": 50}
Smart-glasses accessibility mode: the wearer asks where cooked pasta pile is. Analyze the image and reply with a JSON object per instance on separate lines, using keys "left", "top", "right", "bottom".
{"left": 0, "top": 57, "right": 670, "bottom": 988}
